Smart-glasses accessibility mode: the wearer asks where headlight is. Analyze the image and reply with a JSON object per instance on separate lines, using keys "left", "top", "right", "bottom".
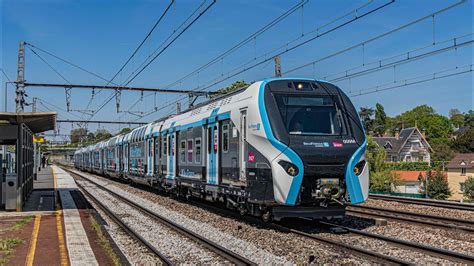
{"left": 278, "top": 161, "right": 299, "bottom": 176}
{"left": 354, "top": 160, "right": 366, "bottom": 176}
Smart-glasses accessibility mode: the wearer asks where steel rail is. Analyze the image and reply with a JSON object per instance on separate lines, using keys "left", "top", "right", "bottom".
{"left": 347, "top": 206, "right": 474, "bottom": 232}
{"left": 368, "top": 194, "right": 474, "bottom": 211}
{"left": 320, "top": 221, "right": 474, "bottom": 264}
{"left": 173, "top": 197, "right": 411, "bottom": 265}
{"left": 67, "top": 168, "right": 255, "bottom": 266}
{"left": 76, "top": 181, "right": 173, "bottom": 265}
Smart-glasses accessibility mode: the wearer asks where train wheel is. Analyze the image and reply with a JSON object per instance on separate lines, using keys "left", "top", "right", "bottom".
{"left": 262, "top": 211, "right": 272, "bottom": 222}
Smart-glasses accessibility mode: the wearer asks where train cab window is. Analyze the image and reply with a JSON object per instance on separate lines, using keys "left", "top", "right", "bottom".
{"left": 180, "top": 140, "right": 186, "bottom": 163}
{"left": 195, "top": 138, "right": 202, "bottom": 164}
{"left": 222, "top": 124, "right": 229, "bottom": 153}
{"left": 274, "top": 95, "right": 344, "bottom": 135}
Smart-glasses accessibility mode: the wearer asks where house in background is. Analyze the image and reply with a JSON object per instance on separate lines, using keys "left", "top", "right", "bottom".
{"left": 373, "top": 127, "right": 432, "bottom": 163}
{"left": 446, "top": 153, "right": 474, "bottom": 201}
{"left": 392, "top": 170, "right": 425, "bottom": 195}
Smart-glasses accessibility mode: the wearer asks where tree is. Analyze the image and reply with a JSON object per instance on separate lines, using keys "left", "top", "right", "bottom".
{"left": 95, "top": 129, "right": 112, "bottom": 141}
{"left": 359, "top": 107, "right": 374, "bottom": 133}
{"left": 464, "top": 110, "right": 474, "bottom": 127}
{"left": 430, "top": 142, "right": 454, "bottom": 163}
{"left": 211, "top": 80, "right": 250, "bottom": 99}
{"left": 419, "top": 170, "right": 451, "bottom": 200}
{"left": 450, "top": 114, "right": 465, "bottom": 128}
{"left": 392, "top": 105, "right": 452, "bottom": 140}
{"left": 464, "top": 176, "right": 474, "bottom": 201}
{"left": 373, "top": 103, "right": 388, "bottom": 136}
{"left": 449, "top": 108, "right": 461, "bottom": 118}
{"left": 70, "top": 128, "right": 87, "bottom": 143}
{"left": 452, "top": 128, "right": 474, "bottom": 153}
{"left": 118, "top": 128, "right": 131, "bottom": 135}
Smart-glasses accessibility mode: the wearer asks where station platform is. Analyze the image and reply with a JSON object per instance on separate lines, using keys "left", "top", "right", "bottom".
{"left": 0, "top": 165, "right": 112, "bottom": 265}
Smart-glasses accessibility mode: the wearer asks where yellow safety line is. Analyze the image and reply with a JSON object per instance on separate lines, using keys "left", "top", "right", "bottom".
{"left": 25, "top": 215, "right": 41, "bottom": 266}
{"left": 56, "top": 210, "right": 69, "bottom": 266}
{"left": 52, "top": 167, "right": 69, "bottom": 265}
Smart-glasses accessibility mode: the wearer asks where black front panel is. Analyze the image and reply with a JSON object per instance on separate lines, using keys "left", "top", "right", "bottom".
{"left": 264, "top": 80, "right": 365, "bottom": 204}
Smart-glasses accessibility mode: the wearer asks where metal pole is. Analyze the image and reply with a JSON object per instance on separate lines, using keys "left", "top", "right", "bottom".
{"left": 16, "top": 41, "right": 26, "bottom": 113}
{"left": 4, "top": 82, "right": 7, "bottom": 112}
{"left": 274, "top": 56, "right": 282, "bottom": 77}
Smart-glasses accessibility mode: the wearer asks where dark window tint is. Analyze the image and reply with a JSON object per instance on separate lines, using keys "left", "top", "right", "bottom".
{"left": 274, "top": 95, "right": 343, "bottom": 135}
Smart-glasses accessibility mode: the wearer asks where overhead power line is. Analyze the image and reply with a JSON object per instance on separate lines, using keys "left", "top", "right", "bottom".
{"left": 161, "top": 0, "right": 310, "bottom": 90}
{"left": 283, "top": 0, "right": 466, "bottom": 75}
{"left": 56, "top": 119, "right": 147, "bottom": 125}
{"left": 350, "top": 64, "right": 473, "bottom": 97}
{"left": 25, "top": 42, "right": 120, "bottom": 86}
{"left": 106, "top": 0, "right": 175, "bottom": 86}
{"left": 326, "top": 34, "right": 473, "bottom": 83}
{"left": 136, "top": 0, "right": 394, "bottom": 121}
{"left": 22, "top": 82, "right": 213, "bottom": 95}
{"left": 87, "top": 0, "right": 217, "bottom": 121}
{"left": 121, "top": 0, "right": 217, "bottom": 87}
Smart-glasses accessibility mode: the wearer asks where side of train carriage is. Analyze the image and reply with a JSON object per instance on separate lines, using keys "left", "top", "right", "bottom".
{"left": 74, "top": 77, "right": 369, "bottom": 221}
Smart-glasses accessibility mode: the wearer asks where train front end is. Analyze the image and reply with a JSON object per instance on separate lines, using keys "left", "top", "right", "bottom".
{"left": 257, "top": 78, "right": 368, "bottom": 220}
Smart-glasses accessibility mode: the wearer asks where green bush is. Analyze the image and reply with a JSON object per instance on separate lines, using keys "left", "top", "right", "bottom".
{"left": 385, "top": 162, "right": 430, "bottom": 171}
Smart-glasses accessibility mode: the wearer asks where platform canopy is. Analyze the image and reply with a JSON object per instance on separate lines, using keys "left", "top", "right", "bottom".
{"left": 0, "top": 112, "right": 56, "bottom": 133}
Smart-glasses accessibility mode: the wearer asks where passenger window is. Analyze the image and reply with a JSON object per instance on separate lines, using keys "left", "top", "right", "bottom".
{"left": 222, "top": 124, "right": 229, "bottom": 153}
{"left": 163, "top": 137, "right": 167, "bottom": 156}
{"left": 195, "top": 138, "right": 202, "bottom": 164}
{"left": 180, "top": 140, "right": 186, "bottom": 163}
{"left": 187, "top": 139, "right": 193, "bottom": 163}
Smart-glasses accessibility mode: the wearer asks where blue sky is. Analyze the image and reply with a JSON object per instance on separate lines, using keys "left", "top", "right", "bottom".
{"left": 1, "top": 0, "right": 473, "bottom": 138}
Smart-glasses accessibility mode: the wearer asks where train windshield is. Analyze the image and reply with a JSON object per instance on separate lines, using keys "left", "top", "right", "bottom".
{"left": 274, "top": 95, "right": 344, "bottom": 135}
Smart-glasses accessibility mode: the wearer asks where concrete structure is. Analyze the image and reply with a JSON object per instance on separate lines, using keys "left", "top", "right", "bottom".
{"left": 0, "top": 112, "right": 56, "bottom": 211}
{"left": 446, "top": 153, "right": 474, "bottom": 201}
{"left": 373, "top": 127, "right": 432, "bottom": 163}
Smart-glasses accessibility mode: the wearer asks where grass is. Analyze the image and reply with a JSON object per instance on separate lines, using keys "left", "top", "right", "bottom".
{"left": 0, "top": 237, "right": 25, "bottom": 266}
{"left": 89, "top": 214, "right": 121, "bottom": 266}
{"left": 10, "top": 216, "right": 33, "bottom": 231}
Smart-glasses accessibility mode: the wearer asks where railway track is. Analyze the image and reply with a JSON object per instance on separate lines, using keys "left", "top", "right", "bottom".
{"left": 76, "top": 181, "right": 173, "bottom": 265}
{"left": 182, "top": 198, "right": 413, "bottom": 265}
{"left": 369, "top": 194, "right": 474, "bottom": 211}
{"left": 319, "top": 221, "right": 474, "bottom": 265}
{"left": 62, "top": 166, "right": 473, "bottom": 265}
{"left": 347, "top": 204, "right": 474, "bottom": 232}
{"left": 68, "top": 169, "right": 255, "bottom": 265}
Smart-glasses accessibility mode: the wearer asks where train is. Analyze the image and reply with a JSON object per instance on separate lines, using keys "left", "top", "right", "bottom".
{"left": 74, "top": 78, "right": 368, "bottom": 221}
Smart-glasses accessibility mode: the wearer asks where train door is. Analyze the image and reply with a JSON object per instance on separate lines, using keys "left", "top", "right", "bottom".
{"left": 154, "top": 136, "right": 161, "bottom": 176}
{"left": 161, "top": 135, "right": 167, "bottom": 178}
{"left": 206, "top": 123, "right": 219, "bottom": 185}
{"left": 147, "top": 138, "right": 153, "bottom": 176}
{"left": 169, "top": 132, "right": 177, "bottom": 180}
{"left": 239, "top": 109, "right": 247, "bottom": 182}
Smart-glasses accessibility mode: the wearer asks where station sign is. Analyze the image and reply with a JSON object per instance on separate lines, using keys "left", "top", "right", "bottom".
{"left": 33, "top": 136, "right": 45, "bottom": 143}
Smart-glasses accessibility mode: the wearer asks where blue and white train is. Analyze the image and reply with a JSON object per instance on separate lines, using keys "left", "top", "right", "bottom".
{"left": 74, "top": 78, "right": 368, "bottom": 221}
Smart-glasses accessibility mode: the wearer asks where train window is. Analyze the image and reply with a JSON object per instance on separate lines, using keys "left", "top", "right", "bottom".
{"left": 187, "top": 139, "right": 193, "bottom": 163}
{"left": 163, "top": 137, "right": 167, "bottom": 156}
{"left": 180, "top": 140, "right": 186, "bottom": 163}
{"left": 195, "top": 138, "right": 202, "bottom": 164}
{"left": 274, "top": 95, "right": 344, "bottom": 135}
{"left": 222, "top": 124, "right": 229, "bottom": 153}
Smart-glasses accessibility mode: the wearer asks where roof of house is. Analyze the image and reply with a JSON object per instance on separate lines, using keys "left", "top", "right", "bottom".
{"left": 447, "top": 153, "right": 474, "bottom": 169}
{"left": 454, "top": 125, "right": 470, "bottom": 135}
{"left": 392, "top": 170, "right": 425, "bottom": 182}
{"left": 373, "top": 127, "right": 432, "bottom": 153}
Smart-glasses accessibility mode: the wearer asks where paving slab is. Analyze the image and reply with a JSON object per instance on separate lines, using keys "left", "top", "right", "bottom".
{"left": 52, "top": 165, "right": 99, "bottom": 266}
